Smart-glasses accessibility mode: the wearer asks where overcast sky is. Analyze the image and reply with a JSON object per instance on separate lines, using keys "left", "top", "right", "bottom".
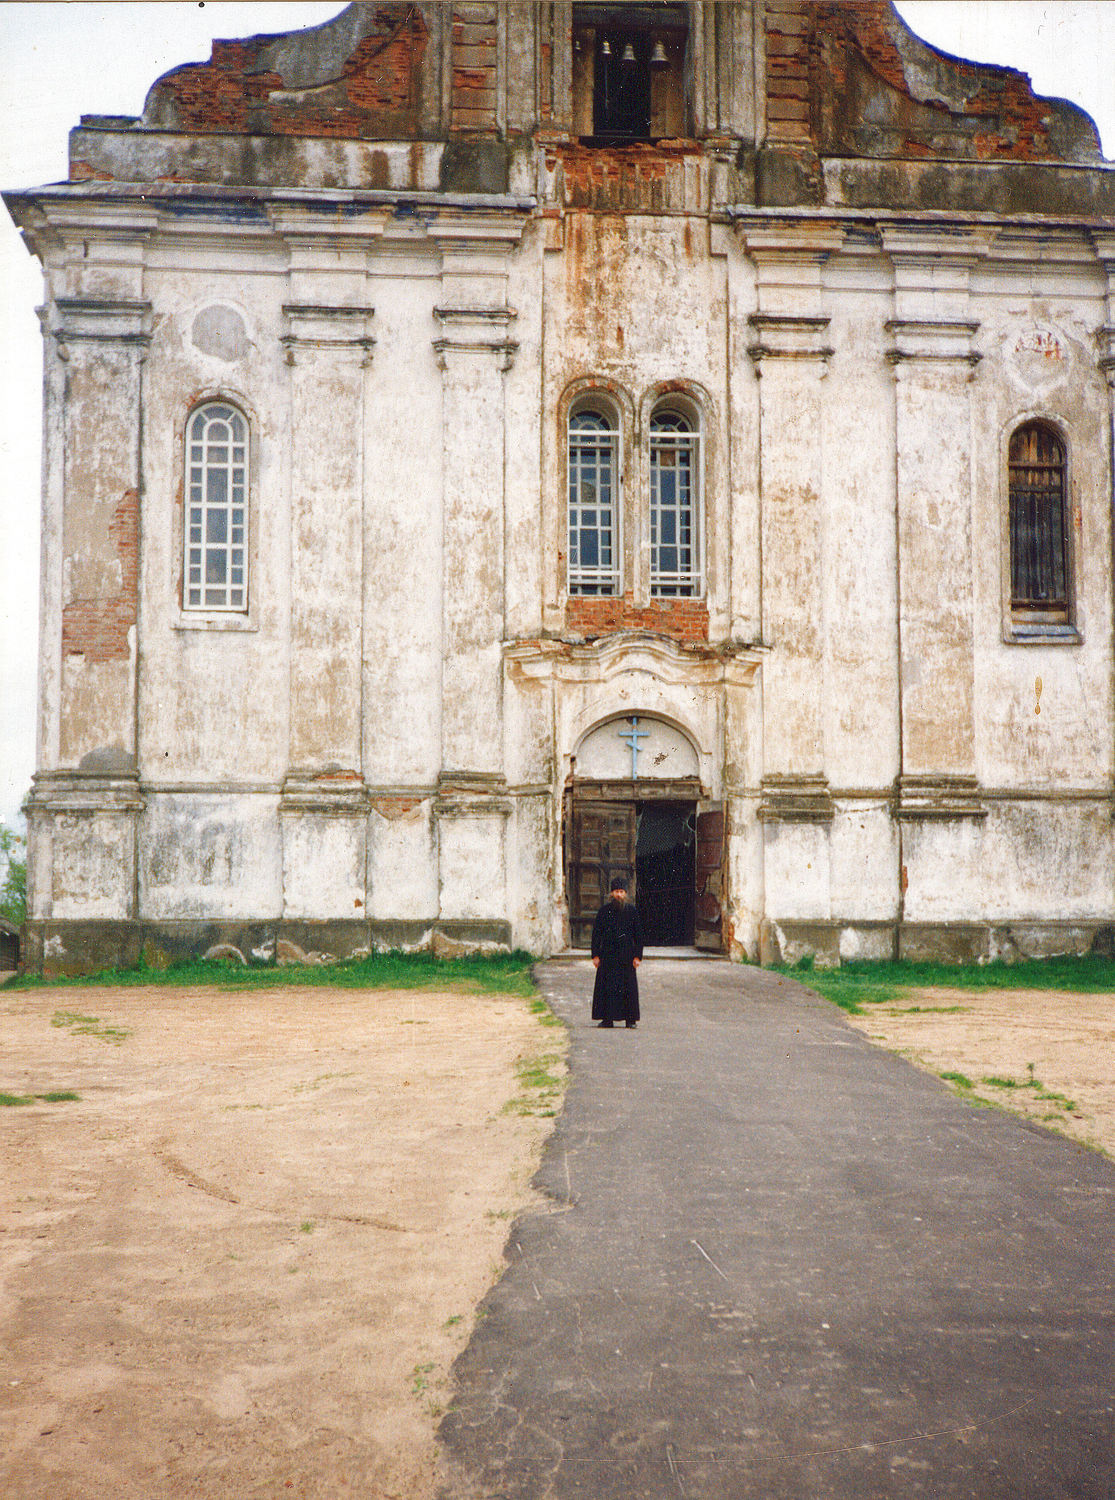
{"left": 1, "top": 2, "right": 1113, "bottom": 833}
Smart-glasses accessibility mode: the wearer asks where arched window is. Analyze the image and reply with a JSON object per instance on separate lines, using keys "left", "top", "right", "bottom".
{"left": 650, "top": 407, "right": 701, "bottom": 597}
{"left": 1009, "top": 422, "right": 1067, "bottom": 618}
{"left": 185, "top": 402, "right": 248, "bottom": 611}
{"left": 568, "top": 406, "right": 620, "bottom": 595}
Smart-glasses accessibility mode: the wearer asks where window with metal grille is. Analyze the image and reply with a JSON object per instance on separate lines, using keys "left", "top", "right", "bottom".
{"left": 650, "top": 408, "right": 701, "bottom": 597}
{"left": 1009, "top": 422, "right": 1067, "bottom": 617}
{"left": 185, "top": 402, "right": 248, "bottom": 612}
{"left": 568, "top": 407, "right": 620, "bottom": 595}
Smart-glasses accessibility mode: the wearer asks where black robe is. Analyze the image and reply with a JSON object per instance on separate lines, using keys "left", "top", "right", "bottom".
{"left": 591, "top": 898, "right": 644, "bottom": 1024}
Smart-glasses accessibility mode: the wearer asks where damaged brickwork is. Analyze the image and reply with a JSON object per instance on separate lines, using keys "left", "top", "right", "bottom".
{"left": 60, "top": 489, "right": 138, "bottom": 664}
{"left": 566, "top": 596, "right": 710, "bottom": 644}
{"left": 136, "top": 5, "right": 429, "bottom": 143}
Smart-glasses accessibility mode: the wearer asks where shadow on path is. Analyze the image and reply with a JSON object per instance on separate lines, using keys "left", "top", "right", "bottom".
{"left": 439, "top": 960, "right": 1114, "bottom": 1499}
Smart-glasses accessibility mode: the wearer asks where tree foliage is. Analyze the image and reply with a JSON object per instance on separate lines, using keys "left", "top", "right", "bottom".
{"left": 0, "top": 825, "right": 27, "bottom": 927}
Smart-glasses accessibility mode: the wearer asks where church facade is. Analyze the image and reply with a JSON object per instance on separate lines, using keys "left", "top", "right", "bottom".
{"left": 7, "top": 1, "right": 1115, "bottom": 974}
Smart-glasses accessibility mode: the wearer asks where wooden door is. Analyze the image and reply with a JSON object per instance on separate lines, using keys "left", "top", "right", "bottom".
{"left": 566, "top": 801, "right": 637, "bottom": 948}
{"left": 693, "top": 802, "right": 725, "bottom": 950}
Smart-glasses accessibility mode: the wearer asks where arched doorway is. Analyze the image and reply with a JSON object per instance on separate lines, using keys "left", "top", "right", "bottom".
{"left": 564, "top": 715, "right": 724, "bottom": 950}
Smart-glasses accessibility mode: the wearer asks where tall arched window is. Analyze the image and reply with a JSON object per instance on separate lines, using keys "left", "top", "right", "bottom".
{"left": 650, "top": 407, "right": 701, "bottom": 597}
{"left": 568, "top": 406, "right": 620, "bottom": 595}
{"left": 185, "top": 402, "right": 248, "bottom": 611}
{"left": 1009, "top": 422, "right": 1067, "bottom": 618}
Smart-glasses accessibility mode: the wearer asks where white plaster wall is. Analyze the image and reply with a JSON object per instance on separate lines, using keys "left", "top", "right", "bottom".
{"left": 438, "top": 814, "right": 507, "bottom": 920}
{"left": 137, "top": 259, "right": 291, "bottom": 786}
{"left": 828, "top": 802, "right": 900, "bottom": 920}
{"left": 507, "top": 796, "right": 555, "bottom": 954}
{"left": 971, "top": 277, "right": 1114, "bottom": 790}
{"left": 139, "top": 793, "right": 281, "bottom": 921}
{"left": 504, "top": 222, "right": 546, "bottom": 639}
{"left": 51, "top": 812, "right": 135, "bottom": 920}
{"left": 367, "top": 801, "right": 437, "bottom": 924}
{"left": 821, "top": 281, "right": 901, "bottom": 792}
{"left": 978, "top": 802, "right": 1114, "bottom": 921}
{"left": 762, "top": 821, "right": 832, "bottom": 920}
{"left": 282, "top": 813, "right": 366, "bottom": 921}
{"left": 362, "top": 252, "right": 444, "bottom": 789}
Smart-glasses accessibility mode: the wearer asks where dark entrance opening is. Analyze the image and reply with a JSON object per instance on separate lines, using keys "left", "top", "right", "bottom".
{"left": 636, "top": 802, "right": 694, "bottom": 945}
{"left": 564, "top": 780, "right": 724, "bottom": 951}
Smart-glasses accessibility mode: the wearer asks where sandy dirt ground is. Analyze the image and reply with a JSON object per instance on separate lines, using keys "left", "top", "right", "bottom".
{"left": 843, "top": 986, "right": 1115, "bottom": 1157}
{"left": 0, "top": 984, "right": 564, "bottom": 1500}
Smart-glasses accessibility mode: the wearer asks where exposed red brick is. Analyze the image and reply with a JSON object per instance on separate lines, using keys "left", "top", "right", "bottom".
{"left": 69, "top": 160, "right": 114, "bottom": 182}
{"left": 566, "top": 594, "right": 709, "bottom": 644}
{"left": 61, "top": 489, "right": 138, "bottom": 663}
{"left": 806, "top": 0, "right": 1072, "bottom": 162}
{"left": 370, "top": 795, "right": 423, "bottom": 819}
{"left": 148, "top": 5, "right": 428, "bottom": 139}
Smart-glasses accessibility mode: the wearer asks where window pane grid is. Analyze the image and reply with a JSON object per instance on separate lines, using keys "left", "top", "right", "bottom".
{"left": 650, "top": 423, "right": 700, "bottom": 597}
{"left": 1009, "top": 426, "right": 1066, "bottom": 613}
{"left": 185, "top": 404, "right": 248, "bottom": 612}
{"left": 568, "top": 412, "right": 620, "bottom": 595}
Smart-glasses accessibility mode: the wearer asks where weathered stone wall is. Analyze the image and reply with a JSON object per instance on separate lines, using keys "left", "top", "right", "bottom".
{"left": 7, "top": 3, "right": 1115, "bottom": 972}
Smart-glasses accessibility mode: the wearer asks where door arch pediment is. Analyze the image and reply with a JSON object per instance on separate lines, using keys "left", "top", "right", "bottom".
{"left": 574, "top": 713, "right": 699, "bottom": 782}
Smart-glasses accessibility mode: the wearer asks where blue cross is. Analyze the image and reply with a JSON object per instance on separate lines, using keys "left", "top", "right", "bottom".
{"left": 618, "top": 716, "right": 649, "bottom": 779}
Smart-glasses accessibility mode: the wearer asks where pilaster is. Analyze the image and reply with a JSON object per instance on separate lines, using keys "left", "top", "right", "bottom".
{"left": 741, "top": 223, "right": 842, "bottom": 822}
{"left": 1091, "top": 232, "right": 1115, "bottom": 827}
{"left": 280, "top": 297, "right": 374, "bottom": 919}
{"left": 429, "top": 213, "right": 525, "bottom": 934}
{"left": 884, "top": 228, "right": 988, "bottom": 814}
{"left": 49, "top": 296, "right": 150, "bottom": 772}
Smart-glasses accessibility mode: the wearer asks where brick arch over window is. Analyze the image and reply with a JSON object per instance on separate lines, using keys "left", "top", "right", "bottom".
{"left": 184, "top": 401, "right": 249, "bottom": 612}
{"left": 1009, "top": 421, "right": 1068, "bottom": 619}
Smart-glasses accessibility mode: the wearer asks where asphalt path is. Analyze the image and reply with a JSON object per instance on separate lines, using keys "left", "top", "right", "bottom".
{"left": 438, "top": 959, "right": 1114, "bottom": 1499}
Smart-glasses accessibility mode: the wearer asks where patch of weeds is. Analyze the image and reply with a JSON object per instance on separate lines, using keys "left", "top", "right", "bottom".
{"left": 291, "top": 1071, "right": 355, "bottom": 1095}
{"left": 2, "top": 1089, "right": 82, "bottom": 1106}
{"left": 940, "top": 1070, "right": 974, "bottom": 1090}
{"left": 528, "top": 996, "right": 563, "bottom": 1028}
{"left": 444, "top": 1314, "right": 463, "bottom": 1329}
{"left": 51, "top": 1010, "right": 130, "bottom": 1044}
{"left": 485, "top": 1208, "right": 513, "bottom": 1221}
{"left": 1035, "top": 1089, "right": 1078, "bottom": 1112}
{"left": 977, "top": 1072, "right": 1078, "bottom": 1112}
{"left": 889, "top": 1005, "right": 968, "bottom": 1014}
{"left": 299, "top": 1220, "right": 314, "bottom": 1234}
{"left": 411, "top": 1361, "right": 435, "bottom": 1396}
{"left": 505, "top": 1052, "right": 565, "bottom": 1117}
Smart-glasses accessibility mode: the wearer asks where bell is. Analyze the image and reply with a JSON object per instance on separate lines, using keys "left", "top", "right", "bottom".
{"left": 600, "top": 37, "right": 611, "bottom": 57}
{"left": 621, "top": 41, "right": 636, "bottom": 63}
{"left": 651, "top": 38, "right": 668, "bottom": 66}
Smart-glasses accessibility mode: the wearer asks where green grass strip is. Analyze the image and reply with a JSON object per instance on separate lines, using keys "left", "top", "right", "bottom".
{"left": 5, "top": 950, "right": 539, "bottom": 997}
{"left": 778, "top": 954, "right": 1115, "bottom": 1014}
{"left": 0, "top": 1090, "right": 81, "bottom": 1106}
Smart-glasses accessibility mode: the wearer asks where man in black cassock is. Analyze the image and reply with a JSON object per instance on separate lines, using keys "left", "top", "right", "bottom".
{"left": 591, "top": 876, "right": 644, "bottom": 1029}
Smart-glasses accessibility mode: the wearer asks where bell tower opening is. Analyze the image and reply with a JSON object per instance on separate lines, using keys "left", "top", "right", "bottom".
{"left": 572, "top": 4, "right": 689, "bottom": 144}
